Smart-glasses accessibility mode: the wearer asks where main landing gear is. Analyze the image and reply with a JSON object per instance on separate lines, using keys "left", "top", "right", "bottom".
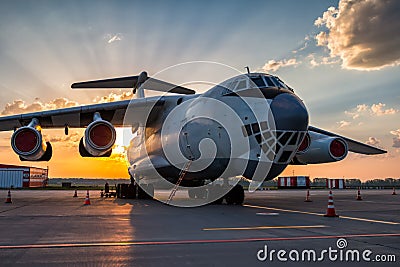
{"left": 137, "top": 183, "right": 154, "bottom": 199}
{"left": 188, "top": 184, "right": 245, "bottom": 205}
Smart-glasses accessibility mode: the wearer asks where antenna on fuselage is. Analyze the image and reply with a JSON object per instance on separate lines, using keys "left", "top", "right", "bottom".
{"left": 245, "top": 66, "right": 250, "bottom": 74}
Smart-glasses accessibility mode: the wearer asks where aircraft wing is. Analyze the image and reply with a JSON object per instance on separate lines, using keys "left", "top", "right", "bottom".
{"left": 308, "top": 126, "right": 387, "bottom": 155}
{"left": 0, "top": 97, "right": 164, "bottom": 131}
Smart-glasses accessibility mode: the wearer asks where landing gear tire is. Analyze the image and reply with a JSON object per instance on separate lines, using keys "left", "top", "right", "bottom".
{"left": 138, "top": 184, "right": 154, "bottom": 200}
{"left": 225, "top": 184, "right": 244, "bottom": 205}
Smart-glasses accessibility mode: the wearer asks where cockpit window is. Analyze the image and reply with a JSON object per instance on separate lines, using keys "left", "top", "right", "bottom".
{"left": 270, "top": 76, "right": 280, "bottom": 87}
{"left": 275, "top": 76, "right": 288, "bottom": 89}
{"left": 263, "top": 76, "right": 275, "bottom": 87}
{"left": 236, "top": 80, "right": 247, "bottom": 90}
{"left": 270, "top": 76, "right": 287, "bottom": 89}
{"left": 250, "top": 77, "right": 265, "bottom": 87}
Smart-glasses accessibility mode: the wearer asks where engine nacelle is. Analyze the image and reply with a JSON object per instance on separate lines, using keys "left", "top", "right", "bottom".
{"left": 293, "top": 132, "right": 348, "bottom": 164}
{"left": 11, "top": 119, "right": 52, "bottom": 161}
{"left": 79, "top": 113, "right": 116, "bottom": 157}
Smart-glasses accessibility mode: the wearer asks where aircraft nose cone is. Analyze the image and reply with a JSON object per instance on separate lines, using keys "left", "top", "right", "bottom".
{"left": 270, "top": 93, "right": 309, "bottom": 131}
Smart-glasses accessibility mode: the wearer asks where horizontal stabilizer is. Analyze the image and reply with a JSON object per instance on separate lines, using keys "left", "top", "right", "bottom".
{"left": 71, "top": 75, "right": 195, "bottom": 95}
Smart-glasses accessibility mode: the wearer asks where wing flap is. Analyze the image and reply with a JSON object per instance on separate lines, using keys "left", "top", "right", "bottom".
{"left": 308, "top": 126, "right": 386, "bottom": 155}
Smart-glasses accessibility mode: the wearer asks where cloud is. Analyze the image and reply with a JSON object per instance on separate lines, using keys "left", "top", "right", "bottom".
{"left": 344, "top": 103, "right": 398, "bottom": 119}
{"left": 366, "top": 137, "right": 380, "bottom": 146}
{"left": 106, "top": 33, "right": 123, "bottom": 44}
{"left": 345, "top": 104, "right": 369, "bottom": 119}
{"left": 44, "top": 131, "right": 82, "bottom": 147}
{"left": 390, "top": 129, "right": 400, "bottom": 148}
{"left": 337, "top": 120, "right": 351, "bottom": 128}
{"left": 262, "top": 58, "right": 299, "bottom": 72}
{"left": 315, "top": 0, "right": 400, "bottom": 70}
{"left": 94, "top": 91, "right": 133, "bottom": 103}
{"left": 1, "top": 98, "right": 78, "bottom": 115}
{"left": 307, "top": 54, "right": 341, "bottom": 68}
{"left": 371, "top": 103, "right": 397, "bottom": 116}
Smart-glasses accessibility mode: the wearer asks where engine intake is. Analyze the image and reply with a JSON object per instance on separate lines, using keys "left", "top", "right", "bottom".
{"left": 79, "top": 112, "right": 116, "bottom": 157}
{"left": 293, "top": 132, "right": 348, "bottom": 164}
{"left": 11, "top": 118, "right": 52, "bottom": 161}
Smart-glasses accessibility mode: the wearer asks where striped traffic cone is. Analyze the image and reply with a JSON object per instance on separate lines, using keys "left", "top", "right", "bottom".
{"left": 304, "top": 190, "right": 312, "bottom": 202}
{"left": 324, "top": 191, "right": 339, "bottom": 217}
{"left": 392, "top": 188, "right": 397, "bottom": 195}
{"left": 356, "top": 188, "right": 362, "bottom": 201}
{"left": 73, "top": 190, "right": 78, "bottom": 198}
{"left": 84, "top": 190, "right": 91, "bottom": 205}
{"left": 5, "top": 190, "right": 12, "bottom": 204}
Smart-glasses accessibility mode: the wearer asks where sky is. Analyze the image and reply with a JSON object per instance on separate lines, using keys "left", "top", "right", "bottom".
{"left": 0, "top": 0, "right": 399, "bottom": 180}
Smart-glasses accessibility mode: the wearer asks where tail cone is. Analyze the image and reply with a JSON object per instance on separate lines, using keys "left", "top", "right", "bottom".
{"left": 73, "top": 190, "right": 78, "bottom": 198}
{"left": 84, "top": 190, "right": 91, "bottom": 205}
{"left": 5, "top": 190, "right": 12, "bottom": 204}
{"left": 324, "top": 190, "right": 339, "bottom": 217}
{"left": 392, "top": 188, "right": 397, "bottom": 195}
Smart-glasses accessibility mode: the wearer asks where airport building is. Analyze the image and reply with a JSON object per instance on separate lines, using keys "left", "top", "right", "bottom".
{"left": 277, "top": 176, "right": 310, "bottom": 189}
{"left": 0, "top": 164, "right": 49, "bottom": 189}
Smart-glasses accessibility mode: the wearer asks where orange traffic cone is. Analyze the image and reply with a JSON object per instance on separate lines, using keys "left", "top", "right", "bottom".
{"left": 304, "top": 190, "right": 312, "bottom": 202}
{"left": 84, "top": 190, "right": 91, "bottom": 205}
{"left": 73, "top": 190, "right": 78, "bottom": 198}
{"left": 5, "top": 190, "right": 12, "bottom": 204}
{"left": 356, "top": 188, "right": 362, "bottom": 201}
{"left": 324, "top": 190, "right": 339, "bottom": 217}
{"left": 392, "top": 187, "right": 397, "bottom": 195}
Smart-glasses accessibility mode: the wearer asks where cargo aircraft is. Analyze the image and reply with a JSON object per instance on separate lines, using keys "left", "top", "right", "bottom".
{"left": 0, "top": 71, "right": 386, "bottom": 205}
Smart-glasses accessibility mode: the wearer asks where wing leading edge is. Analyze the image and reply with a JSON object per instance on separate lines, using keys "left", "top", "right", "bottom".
{"left": 308, "top": 126, "right": 386, "bottom": 155}
{"left": 0, "top": 97, "right": 164, "bottom": 131}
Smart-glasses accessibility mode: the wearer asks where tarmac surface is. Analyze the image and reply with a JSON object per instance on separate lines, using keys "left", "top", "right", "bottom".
{"left": 0, "top": 189, "right": 399, "bottom": 266}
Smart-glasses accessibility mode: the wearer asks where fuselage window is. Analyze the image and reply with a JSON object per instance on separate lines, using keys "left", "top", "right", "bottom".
{"left": 264, "top": 76, "right": 275, "bottom": 87}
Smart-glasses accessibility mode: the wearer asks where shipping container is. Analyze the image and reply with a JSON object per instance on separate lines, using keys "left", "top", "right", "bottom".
{"left": 326, "top": 179, "right": 345, "bottom": 189}
{"left": 0, "top": 164, "right": 48, "bottom": 188}
{"left": 277, "top": 176, "right": 310, "bottom": 189}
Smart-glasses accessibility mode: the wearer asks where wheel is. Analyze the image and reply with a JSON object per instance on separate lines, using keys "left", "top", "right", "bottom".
{"left": 225, "top": 184, "right": 244, "bottom": 205}
{"left": 234, "top": 184, "right": 244, "bottom": 205}
{"left": 137, "top": 185, "right": 147, "bottom": 199}
{"left": 138, "top": 184, "right": 154, "bottom": 199}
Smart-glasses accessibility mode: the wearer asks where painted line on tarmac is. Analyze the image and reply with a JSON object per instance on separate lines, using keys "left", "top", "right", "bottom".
{"left": 256, "top": 212, "right": 279, "bottom": 216}
{"left": 1, "top": 233, "right": 400, "bottom": 250}
{"left": 203, "top": 225, "right": 327, "bottom": 231}
{"left": 243, "top": 204, "right": 400, "bottom": 225}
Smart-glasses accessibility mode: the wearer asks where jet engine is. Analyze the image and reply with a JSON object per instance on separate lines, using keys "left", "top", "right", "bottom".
{"left": 79, "top": 112, "right": 116, "bottom": 157}
{"left": 11, "top": 118, "right": 52, "bottom": 161}
{"left": 293, "top": 132, "right": 348, "bottom": 164}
